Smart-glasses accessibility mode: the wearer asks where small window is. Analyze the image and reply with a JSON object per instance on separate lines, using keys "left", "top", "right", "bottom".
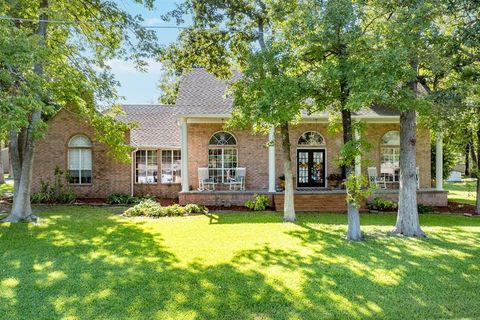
{"left": 209, "top": 132, "right": 237, "bottom": 146}
{"left": 380, "top": 131, "right": 400, "bottom": 182}
{"left": 298, "top": 131, "right": 325, "bottom": 146}
{"left": 161, "top": 150, "right": 181, "bottom": 183}
{"left": 68, "top": 135, "right": 92, "bottom": 184}
{"left": 135, "top": 150, "right": 158, "bottom": 183}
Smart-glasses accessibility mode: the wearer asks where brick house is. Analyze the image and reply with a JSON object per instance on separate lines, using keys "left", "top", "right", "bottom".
{"left": 32, "top": 68, "right": 448, "bottom": 211}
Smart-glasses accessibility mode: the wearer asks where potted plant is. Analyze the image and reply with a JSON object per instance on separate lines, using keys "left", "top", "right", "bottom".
{"left": 327, "top": 173, "right": 343, "bottom": 189}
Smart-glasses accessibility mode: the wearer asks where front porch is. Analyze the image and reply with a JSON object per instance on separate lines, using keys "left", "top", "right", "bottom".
{"left": 179, "top": 188, "right": 448, "bottom": 212}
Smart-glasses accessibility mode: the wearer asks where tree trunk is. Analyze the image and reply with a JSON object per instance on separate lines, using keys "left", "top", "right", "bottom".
{"left": 393, "top": 109, "right": 425, "bottom": 236}
{"left": 0, "top": 141, "right": 4, "bottom": 184}
{"left": 280, "top": 122, "right": 296, "bottom": 222}
{"left": 341, "top": 108, "right": 362, "bottom": 240}
{"left": 465, "top": 141, "right": 470, "bottom": 177}
{"left": 4, "top": 0, "right": 47, "bottom": 222}
{"left": 470, "top": 136, "right": 478, "bottom": 179}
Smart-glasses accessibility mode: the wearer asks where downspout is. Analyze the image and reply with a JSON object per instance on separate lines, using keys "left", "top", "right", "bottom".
{"left": 131, "top": 148, "right": 138, "bottom": 197}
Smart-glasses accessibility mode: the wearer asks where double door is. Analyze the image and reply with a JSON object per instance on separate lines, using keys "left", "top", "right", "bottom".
{"left": 297, "top": 149, "right": 326, "bottom": 188}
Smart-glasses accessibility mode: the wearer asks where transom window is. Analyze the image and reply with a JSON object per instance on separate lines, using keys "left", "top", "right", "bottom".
{"left": 380, "top": 131, "right": 400, "bottom": 182}
{"left": 208, "top": 132, "right": 238, "bottom": 183}
{"left": 135, "top": 150, "right": 158, "bottom": 183}
{"left": 298, "top": 131, "right": 325, "bottom": 146}
{"left": 68, "top": 135, "right": 92, "bottom": 184}
{"left": 209, "top": 132, "right": 237, "bottom": 145}
{"left": 161, "top": 150, "right": 181, "bottom": 183}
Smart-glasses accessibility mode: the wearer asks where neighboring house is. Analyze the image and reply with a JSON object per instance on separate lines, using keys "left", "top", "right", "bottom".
{"left": 31, "top": 68, "right": 448, "bottom": 211}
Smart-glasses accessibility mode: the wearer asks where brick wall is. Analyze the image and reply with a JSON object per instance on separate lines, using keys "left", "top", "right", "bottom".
{"left": 186, "top": 122, "right": 431, "bottom": 191}
{"left": 32, "top": 109, "right": 131, "bottom": 198}
{"left": 32, "top": 109, "right": 180, "bottom": 199}
{"left": 187, "top": 123, "right": 269, "bottom": 190}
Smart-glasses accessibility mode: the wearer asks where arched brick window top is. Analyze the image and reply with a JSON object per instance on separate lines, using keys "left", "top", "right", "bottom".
{"left": 381, "top": 131, "right": 400, "bottom": 145}
{"left": 209, "top": 132, "right": 237, "bottom": 146}
{"left": 298, "top": 131, "right": 325, "bottom": 146}
{"left": 68, "top": 135, "right": 92, "bottom": 148}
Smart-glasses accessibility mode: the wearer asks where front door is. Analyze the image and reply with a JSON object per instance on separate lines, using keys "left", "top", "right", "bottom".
{"left": 297, "top": 149, "right": 326, "bottom": 188}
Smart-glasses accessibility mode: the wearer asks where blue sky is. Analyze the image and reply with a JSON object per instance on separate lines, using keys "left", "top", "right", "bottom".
{"left": 112, "top": 0, "right": 186, "bottom": 104}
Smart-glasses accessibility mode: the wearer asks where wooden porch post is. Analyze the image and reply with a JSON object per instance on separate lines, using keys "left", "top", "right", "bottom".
{"left": 435, "top": 130, "right": 443, "bottom": 190}
{"left": 180, "top": 118, "right": 189, "bottom": 192}
{"left": 268, "top": 127, "right": 276, "bottom": 192}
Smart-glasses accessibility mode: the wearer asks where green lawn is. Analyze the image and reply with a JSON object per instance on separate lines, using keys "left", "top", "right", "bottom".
{"left": 1, "top": 208, "right": 480, "bottom": 319}
{"left": 444, "top": 178, "right": 477, "bottom": 205}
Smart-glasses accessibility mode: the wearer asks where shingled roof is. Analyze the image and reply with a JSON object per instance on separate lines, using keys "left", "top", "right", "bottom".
{"left": 176, "top": 68, "right": 399, "bottom": 118}
{"left": 118, "top": 105, "right": 180, "bottom": 148}
{"left": 176, "top": 68, "right": 242, "bottom": 116}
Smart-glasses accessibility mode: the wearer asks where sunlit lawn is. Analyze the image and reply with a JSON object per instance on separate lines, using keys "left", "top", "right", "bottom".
{"left": 444, "top": 178, "right": 477, "bottom": 205}
{"left": 1, "top": 207, "right": 480, "bottom": 319}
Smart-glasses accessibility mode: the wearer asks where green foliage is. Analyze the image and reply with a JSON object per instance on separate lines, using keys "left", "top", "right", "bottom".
{"left": 185, "top": 203, "right": 209, "bottom": 214}
{"left": 245, "top": 194, "right": 270, "bottom": 211}
{"left": 105, "top": 193, "right": 155, "bottom": 205}
{"left": 163, "top": 204, "right": 187, "bottom": 216}
{"left": 106, "top": 193, "right": 139, "bottom": 205}
{"left": 157, "top": 71, "right": 180, "bottom": 105}
{"left": 431, "top": 133, "right": 458, "bottom": 180}
{"left": 418, "top": 204, "right": 434, "bottom": 214}
{"left": 124, "top": 199, "right": 164, "bottom": 217}
{"left": 368, "top": 198, "right": 398, "bottom": 212}
{"left": 343, "top": 173, "right": 374, "bottom": 208}
{"left": 124, "top": 201, "right": 204, "bottom": 217}
{"left": 31, "top": 167, "right": 76, "bottom": 204}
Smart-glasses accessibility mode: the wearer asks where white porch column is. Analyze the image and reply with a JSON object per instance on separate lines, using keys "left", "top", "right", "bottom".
{"left": 180, "top": 118, "right": 189, "bottom": 192}
{"left": 435, "top": 130, "right": 443, "bottom": 190}
{"left": 354, "top": 128, "right": 361, "bottom": 177}
{"left": 268, "top": 127, "right": 276, "bottom": 192}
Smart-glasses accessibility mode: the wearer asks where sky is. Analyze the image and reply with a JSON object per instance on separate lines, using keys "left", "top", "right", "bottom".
{"left": 112, "top": 0, "right": 187, "bottom": 104}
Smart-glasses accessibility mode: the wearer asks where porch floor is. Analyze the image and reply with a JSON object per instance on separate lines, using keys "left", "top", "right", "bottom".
{"left": 179, "top": 188, "right": 448, "bottom": 212}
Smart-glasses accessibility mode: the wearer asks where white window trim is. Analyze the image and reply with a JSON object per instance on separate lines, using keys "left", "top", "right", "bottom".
{"left": 68, "top": 148, "right": 92, "bottom": 185}
{"left": 135, "top": 149, "right": 158, "bottom": 184}
{"left": 160, "top": 149, "right": 182, "bottom": 184}
{"left": 208, "top": 147, "right": 238, "bottom": 184}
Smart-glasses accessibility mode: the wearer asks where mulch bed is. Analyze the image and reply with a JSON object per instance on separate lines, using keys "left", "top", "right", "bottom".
{"left": 434, "top": 201, "right": 479, "bottom": 216}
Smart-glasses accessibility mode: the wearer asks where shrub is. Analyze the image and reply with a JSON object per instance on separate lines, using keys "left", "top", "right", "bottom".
{"left": 106, "top": 193, "right": 138, "bottom": 205}
{"left": 245, "top": 194, "right": 270, "bottom": 211}
{"left": 368, "top": 197, "right": 397, "bottom": 212}
{"left": 164, "top": 204, "right": 187, "bottom": 216}
{"left": 418, "top": 204, "right": 433, "bottom": 214}
{"left": 185, "top": 203, "right": 209, "bottom": 214}
{"left": 124, "top": 199, "right": 164, "bottom": 217}
{"left": 31, "top": 167, "right": 76, "bottom": 204}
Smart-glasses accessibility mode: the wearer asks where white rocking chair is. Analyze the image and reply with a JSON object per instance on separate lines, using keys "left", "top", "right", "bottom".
{"left": 198, "top": 167, "right": 215, "bottom": 191}
{"left": 368, "top": 167, "right": 386, "bottom": 189}
{"left": 228, "top": 167, "right": 246, "bottom": 191}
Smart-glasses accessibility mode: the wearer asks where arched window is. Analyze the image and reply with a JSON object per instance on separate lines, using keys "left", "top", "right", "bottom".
{"left": 208, "top": 132, "right": 238, "bottom": 183}
{"left": 68, "top": 135, "right": 92, "bottom": 184}
{"left": 209, "top": 132, "right": 237, "bottom": 145}
{"left": 380, "top": 131, "right": 400, "bottom": 182}
{"left": 298, "top": 131, "right": 325, "bottom": 146}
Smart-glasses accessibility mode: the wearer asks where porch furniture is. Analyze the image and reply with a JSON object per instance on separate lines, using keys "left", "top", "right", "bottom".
{"left": 198, "top": 167, "right": 215, "bottom": 191}
{"left": 368, "top": 167, "right": 386, "bottom": 189}
{"left": 228, "top": 167, "right": 246, "bottom": 191}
